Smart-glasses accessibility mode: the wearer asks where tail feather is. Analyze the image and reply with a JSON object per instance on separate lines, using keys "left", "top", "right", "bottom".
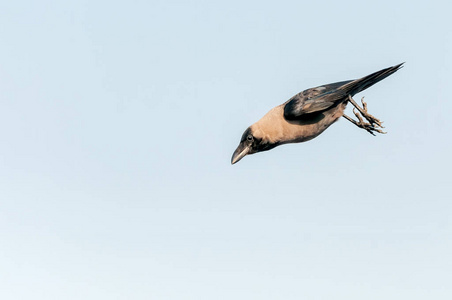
{"left": 339, "top": 63, "right": 404, "bottom": 96}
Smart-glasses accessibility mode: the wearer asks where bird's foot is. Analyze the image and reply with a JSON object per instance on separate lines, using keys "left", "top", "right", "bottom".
{"left": 343, "top": 95, "right": 386, "bottom": 136}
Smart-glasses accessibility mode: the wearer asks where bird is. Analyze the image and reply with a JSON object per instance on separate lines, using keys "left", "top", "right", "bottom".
{"left": 231, "top": 63, "right": 404, "bottom": 165}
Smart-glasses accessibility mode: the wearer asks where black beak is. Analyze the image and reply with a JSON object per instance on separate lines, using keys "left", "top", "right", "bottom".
{"left": 231, "top": 143, "right": 250, "bottom": 165}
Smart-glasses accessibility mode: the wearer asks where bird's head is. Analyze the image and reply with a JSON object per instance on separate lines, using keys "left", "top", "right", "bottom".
{"left": 231, "top": 126, "right": 277, "bottom": 165}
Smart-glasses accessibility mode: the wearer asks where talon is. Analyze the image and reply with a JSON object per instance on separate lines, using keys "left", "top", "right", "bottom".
{"left": 344, "top": 95, "right": 386, "bottom": 135}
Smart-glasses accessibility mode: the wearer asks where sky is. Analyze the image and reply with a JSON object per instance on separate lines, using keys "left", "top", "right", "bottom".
{"left": 0, "top": 0, "right": 451, "bottom": 299}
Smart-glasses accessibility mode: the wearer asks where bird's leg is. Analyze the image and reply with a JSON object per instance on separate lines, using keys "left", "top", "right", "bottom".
{"left": 343, "top": 95, "right": 386, "bottom": 135}
{"left": 343, "top": 110, "right": 386, "bottom": 136}
{"left": 347, "top": 95, "right": 384, "bottom": 128}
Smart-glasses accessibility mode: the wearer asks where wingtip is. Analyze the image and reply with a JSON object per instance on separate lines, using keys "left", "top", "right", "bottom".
{"left": 395, "top": 62, "right": 405, "bottom": 69}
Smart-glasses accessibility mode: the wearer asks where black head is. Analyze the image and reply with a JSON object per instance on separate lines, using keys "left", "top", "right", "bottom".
{"left": 231, "top": 127, "right": 277, "bottom": 164}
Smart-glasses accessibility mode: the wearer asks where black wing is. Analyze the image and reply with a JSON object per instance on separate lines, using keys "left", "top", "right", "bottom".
{"left": 284, "top": 63, "right": 404, "bottom": 120}
{"left": 283, "top": 80, "right": 352, "bottom": 120}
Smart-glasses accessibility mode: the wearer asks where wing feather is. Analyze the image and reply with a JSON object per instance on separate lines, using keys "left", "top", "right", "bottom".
{"left": 283, "top": 80, "right": 352, "bottom": 120}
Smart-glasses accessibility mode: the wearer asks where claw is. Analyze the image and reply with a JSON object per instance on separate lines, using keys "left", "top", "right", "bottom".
{"left": 343, "top": 95, "right": 386, "bottom": 135}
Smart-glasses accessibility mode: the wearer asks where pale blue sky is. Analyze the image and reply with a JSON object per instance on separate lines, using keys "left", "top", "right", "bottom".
{"left": 0, "top": 0, "right": 451, "bottom": 299}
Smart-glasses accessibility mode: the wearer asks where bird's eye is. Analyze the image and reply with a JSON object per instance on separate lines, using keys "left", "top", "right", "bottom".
{"left": 247, "top": 135, "right": 253, "bottom": 141}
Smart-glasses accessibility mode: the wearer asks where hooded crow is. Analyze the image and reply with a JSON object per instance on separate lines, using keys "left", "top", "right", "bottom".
{"left": 231, "top": 63, "right": 403, "bottom": 164}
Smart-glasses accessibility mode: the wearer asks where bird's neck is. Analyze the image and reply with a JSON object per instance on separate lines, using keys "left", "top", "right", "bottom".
{"left": 251, "top": 105, "right": 286, "bottom": 144}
